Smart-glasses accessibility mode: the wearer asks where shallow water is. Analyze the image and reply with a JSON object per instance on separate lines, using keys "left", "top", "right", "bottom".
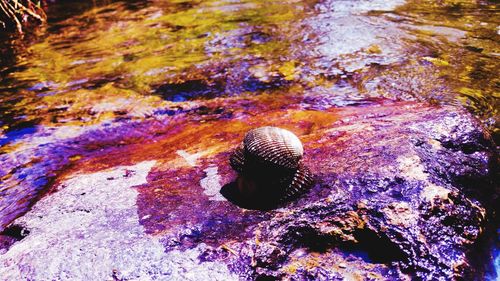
{"left": 0, "top": 0, "right": 498, "bottom": 137}
{"left": 0, "top": 0, "right": 498, "bottom": 277}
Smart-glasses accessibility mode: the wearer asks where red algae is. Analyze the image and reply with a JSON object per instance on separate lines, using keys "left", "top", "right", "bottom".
{"left": 135, "top": 153, "right": 271, "bottom": 249}
{"left": 53, "top": 98, "right": 448, "bottom": 253}
{"left": 70, "top": 95, "right": 321, "bottom": 174}
{"left": 70, "top": 98, "right": 425, "bottom": 177}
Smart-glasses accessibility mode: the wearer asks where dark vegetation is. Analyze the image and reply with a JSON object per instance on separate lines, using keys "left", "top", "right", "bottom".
{"left": 0, "top": 0, "right": 46, "bottom": 33}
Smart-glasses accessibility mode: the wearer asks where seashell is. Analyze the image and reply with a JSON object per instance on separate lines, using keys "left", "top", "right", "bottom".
{"left": 242, "top": 126, "right": 303, "bottom": 170}
{"left": 228, "top": 126, "right": 314, "bottom": 207}
{"left": 280, "top": 165, "right": 314, "bottom": 202}
{"left": 229, "top": 144, "right": 246, "bottom": 173}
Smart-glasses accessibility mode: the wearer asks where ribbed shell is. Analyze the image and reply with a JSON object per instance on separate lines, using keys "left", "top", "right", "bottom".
{"left": 230, "top": 147, "right": 314, "bottom": 202}
{"left": 280, "top": 165, "right": 314, "bottom": 202}
{"left": 229, "top": 144, "right": 245, "bottom": 173}
{"left": 243, "top": 126, "right": 303, "bottom": 170}
{"left": 229, "top": 126, "right": 314, "bottom": 205}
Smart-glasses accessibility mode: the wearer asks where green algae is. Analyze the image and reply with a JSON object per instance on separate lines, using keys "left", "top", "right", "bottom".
{"left": 1, "top": 0, "right": 309, "bottom": 133}
{"left": 0, "top": 0, "right": 498, "bottom": 159}
{"left": 394, "top": 0, "right": 499, "bottom": 139}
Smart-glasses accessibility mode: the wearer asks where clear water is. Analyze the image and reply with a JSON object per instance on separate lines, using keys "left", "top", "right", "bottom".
{"left": 0, "top": 0, "right": 497, "bottom": 140}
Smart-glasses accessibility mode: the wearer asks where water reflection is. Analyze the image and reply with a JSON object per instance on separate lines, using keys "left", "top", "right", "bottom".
{"left": 0, "top": 0, "right": 497, "bottom": 141}
{"left": 486, "top": 229, "right": 500, "bottom": 281}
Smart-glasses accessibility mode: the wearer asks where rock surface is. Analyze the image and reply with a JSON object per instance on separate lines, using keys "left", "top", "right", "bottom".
{"left": 0, "top": 161, "right": 237, "bottom": 280}
{"left": 0, "top": 99, "right": 497, "bottom": 280}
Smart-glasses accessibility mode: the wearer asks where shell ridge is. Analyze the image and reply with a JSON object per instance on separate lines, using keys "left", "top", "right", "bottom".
{"left": 230, "top": 126, "right": 314, "bottom": 205}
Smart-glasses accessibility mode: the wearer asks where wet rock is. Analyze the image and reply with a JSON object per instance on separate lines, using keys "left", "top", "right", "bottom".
{"left": 0, "top": 100, "right": 497, "bottom": 280}
{"left": 152, "top": 60, "right": 291, "bottom": 102}
{"left": 155, "top": 79, "right": 224, "bottom": 102}
{"left": 0, "top": 161, "right": 238, "bottom": 280}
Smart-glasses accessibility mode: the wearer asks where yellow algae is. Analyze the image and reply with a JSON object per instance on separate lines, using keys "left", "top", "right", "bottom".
{"left": 305, "top": 255, "right": 321, "bottom": 269}
{"left": 367, "top": 272, "right": 385, "bottom": 280}
{"left": 4, "top": 0, "right": 313, "bottom": 131}
{"left": 9, "top": 0, "right": 497, "bottom": 142}
{"left": 0, "top": 141, "right": 23, "bottom": 154}
{"left": 459, "top": 87, "right": 484, "bottom": 98}
{"left": 69, "top": 155, "right": 82, "bottom": 162}
{"left": 366, "top": 44, "right": 382, "bottom": 54}
{"left": 422, "top": 57, "right": 450, "bottom": 67}
{"left": 278, "top": 61, "right": 298, "bottom": 81}
{"left": 283, "top": 263, "right": 298, "bottom": 274}
{"left": 393, "top": 0, "right": 499, "bottom": 137}
{"left": 15, "top": 83, "right": 167, "bottom": 126}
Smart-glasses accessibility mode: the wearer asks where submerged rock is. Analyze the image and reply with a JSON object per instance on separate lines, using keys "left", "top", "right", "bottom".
{"left": 0, "top": 100, "right": 497, "bottom": 280}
